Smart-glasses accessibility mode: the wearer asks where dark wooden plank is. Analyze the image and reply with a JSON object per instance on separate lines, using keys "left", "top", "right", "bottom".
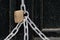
{"left": 0, "top": 0, "right": 9, "bottom": 40}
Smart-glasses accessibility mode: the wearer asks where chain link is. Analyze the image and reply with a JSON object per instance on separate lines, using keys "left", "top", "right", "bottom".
{"left": 20, "top": 0, "right": 26, "bottom": 11}
{"left": 20, "top": 4, "right": 26, "bottom": 11}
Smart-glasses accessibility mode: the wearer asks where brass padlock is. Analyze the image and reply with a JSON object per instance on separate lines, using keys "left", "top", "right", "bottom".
{"left": 14, "top": 10, "right": 24, "bottom": 23}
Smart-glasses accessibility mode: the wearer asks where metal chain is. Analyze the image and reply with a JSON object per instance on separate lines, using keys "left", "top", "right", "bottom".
{"left": 21, "top": 0, "right": 29, "bottom": 40}
{"left": 4, "top": 0, "right": 50, "bottom": 40}
{"left": 21, "top": 0, "right": 24, "bottom": 5}
{"left": 20, "top": 0, "right": 26, "bottom": 11}
{"left": 23, "top": 18, "right": 29, "bottom": 40}
{"left": 4, "top": 22, "right": 23, "bottom": 40}
{"left": 27, "top": 17, "right": 50, "bottom": 40}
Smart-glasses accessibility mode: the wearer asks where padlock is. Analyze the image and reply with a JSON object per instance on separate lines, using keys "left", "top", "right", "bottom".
{"left": 14, "top": 10, "right": 24, "bottom": 23}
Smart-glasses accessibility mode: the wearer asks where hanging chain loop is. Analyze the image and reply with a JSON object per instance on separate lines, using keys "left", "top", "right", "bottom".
{"left": 4, "top": 0, "right": 50, "bottom": 40}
